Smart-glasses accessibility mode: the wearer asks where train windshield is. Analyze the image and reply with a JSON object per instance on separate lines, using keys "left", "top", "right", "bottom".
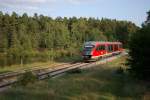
{"left": 84, "top": 45, "right": 95, "bottom": 51}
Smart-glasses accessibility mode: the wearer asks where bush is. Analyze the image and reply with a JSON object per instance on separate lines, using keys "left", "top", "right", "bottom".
{"left": 16, "top": 71, "right": 37, "bottom": 86}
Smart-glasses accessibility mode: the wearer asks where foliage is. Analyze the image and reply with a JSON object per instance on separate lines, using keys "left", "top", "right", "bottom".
{"left": 16, "top": 71, "right": 37, "bottom": 86}
{"left": 0, "top": 11, "right": 138, "bottom": 66}
{"left": 128, "top": 10, "right": 150, "bottom": 80}
{"left": 144, "top": 10, "right": 150, "bottom": 26}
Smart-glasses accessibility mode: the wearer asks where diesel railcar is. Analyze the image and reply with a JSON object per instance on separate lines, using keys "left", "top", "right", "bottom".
{"left": 82, "top": 41, "right": 123, "bottom": 61}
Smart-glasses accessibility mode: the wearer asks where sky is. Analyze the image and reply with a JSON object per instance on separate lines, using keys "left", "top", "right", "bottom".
{"left": 0, "top": 0, "right": 150, "bottom": 26}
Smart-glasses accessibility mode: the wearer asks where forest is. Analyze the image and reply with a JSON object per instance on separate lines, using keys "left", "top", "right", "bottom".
{"left": 0, "top": 11, "right": 138, "bottom": 66}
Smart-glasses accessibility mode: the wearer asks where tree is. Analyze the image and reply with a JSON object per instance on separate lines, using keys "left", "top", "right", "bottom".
{"left": 144, "top": 10, "right": 150, "bottom": 26}
{"left": 128, "top": 10, "right": 150, "bottom": 80}
{"left": 0, "top": 11, "right": 6, "bottom": 52}
{"left": 0, "top": 11, "right": 138, "bottom": 66}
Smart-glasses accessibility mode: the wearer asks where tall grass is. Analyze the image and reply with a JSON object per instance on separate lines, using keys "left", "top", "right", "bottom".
{"left": 0, "top": 56, "right": 149, "bottom": 100}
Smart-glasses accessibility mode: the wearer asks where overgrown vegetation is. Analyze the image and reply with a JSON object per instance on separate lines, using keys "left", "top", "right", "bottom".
{"left": 0, "top": 56, "right": 149, "bottom": 100}
{"left": 15, "top": 71, "right": 37, "bottom": 86}
{"left": 0, "top": 11, "right": 138, "bottom": 66}
{"left": 128, "top": 10, "right": 150, "bottom": 80}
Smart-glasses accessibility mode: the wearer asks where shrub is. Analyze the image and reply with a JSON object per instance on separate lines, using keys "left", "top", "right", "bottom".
{"left": 16, "top": 71, "right": 37, "bottom": 86}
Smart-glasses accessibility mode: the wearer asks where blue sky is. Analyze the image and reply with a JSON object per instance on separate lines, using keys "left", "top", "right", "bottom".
{"left": 0, "top": 0, "right": 149, "bottom": 26}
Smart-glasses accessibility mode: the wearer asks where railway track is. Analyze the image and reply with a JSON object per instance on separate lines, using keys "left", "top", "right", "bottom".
{"left": 0, "top": 62, "right": 73, "bottom": 81}
{"left": 0, "top": 52, "right": 127, "bottom": 91}
{"left": 0, "top": 62, "right": 86, "bottom": 88}
{"left": 0, "top": 62, "right": 78, "bottom": 88}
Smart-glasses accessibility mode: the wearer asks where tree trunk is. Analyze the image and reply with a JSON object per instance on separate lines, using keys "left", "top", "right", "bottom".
{"left": 20, "top": 56, "right": 23, "bottom": 67}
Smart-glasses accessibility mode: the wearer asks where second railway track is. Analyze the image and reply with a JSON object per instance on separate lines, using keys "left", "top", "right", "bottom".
{"left": 0, "top": 62, "right": 86, "bottom": 88}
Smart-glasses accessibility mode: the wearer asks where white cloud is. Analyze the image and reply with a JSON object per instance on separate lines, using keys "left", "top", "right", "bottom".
{"left": 0, "top": 0, "right": 53, "bottom": 11}
{"left": 0, "top": 0, "right": 96, "bottom": 15}
{"left": 0, "top": 0, "right": 94, "bottom": 7}
{"left": 0, "top": 0, "right": 47, "bottom": 4}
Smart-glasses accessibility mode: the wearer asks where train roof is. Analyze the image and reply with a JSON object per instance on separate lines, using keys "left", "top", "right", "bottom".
{"left": 84, "top": 41, "right": 122, "bottom": 46}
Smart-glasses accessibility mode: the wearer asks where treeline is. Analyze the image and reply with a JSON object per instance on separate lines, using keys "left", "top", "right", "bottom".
{"left": 0, "top": 11, "right": 138, "bottom": 66}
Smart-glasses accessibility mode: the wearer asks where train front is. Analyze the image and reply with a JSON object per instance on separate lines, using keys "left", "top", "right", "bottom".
{"left": 82, "top": 43, "right": 95, "bottom": 61}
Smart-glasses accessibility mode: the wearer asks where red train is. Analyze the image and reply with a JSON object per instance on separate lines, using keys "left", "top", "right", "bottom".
{"left": 82, "top": 41, "right": 123, "bottom": 61}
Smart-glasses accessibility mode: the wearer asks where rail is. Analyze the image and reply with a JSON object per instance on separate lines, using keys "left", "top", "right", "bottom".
{"left": 0, "top": 52, "right": 127, "bottom": 91}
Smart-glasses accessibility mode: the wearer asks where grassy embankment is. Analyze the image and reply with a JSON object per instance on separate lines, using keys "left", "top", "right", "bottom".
{"left": 0, "top": 56, "right": 150, "bottom": 100}
{"left": 0, "top": 55, "right": 81, "bottom": 74}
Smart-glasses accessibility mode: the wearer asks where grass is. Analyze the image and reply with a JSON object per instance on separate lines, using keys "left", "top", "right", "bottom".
{"left": 56, "top": 55, "right": 82, "bottom": 63}
{"left": 0, "top": 61, "right": 57, "bottom": 74}
{"left": 0, "top": 55, "right": 81, "bottom": 74}
{"left": 0, "top": 56, "right": 150, "bottom": 100}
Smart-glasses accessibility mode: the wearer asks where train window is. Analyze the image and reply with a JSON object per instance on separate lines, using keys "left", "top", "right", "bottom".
{"left": 111, "top": 45, "right": 113, "bottom": 51}
{"left": 96, "top": 45, "right": 105, "bottom": 51}
{"left": 108, "top": 45, "right": 113, "bottom": 52}
{"left": 108, "top": 45, "right": 110, "bottom": 52}
{"left": 100, "top": 45, "right": 105, "bottom": 50}
{"left": 85, "top": 47, "right": 92, "bottom": 50}
{"left": 96, "top": 46, "right": 100, "bottom": 50}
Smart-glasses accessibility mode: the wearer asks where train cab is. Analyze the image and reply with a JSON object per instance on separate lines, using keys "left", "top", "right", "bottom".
{"left": 82, "top": 43, "right": 95, "bottom": 60}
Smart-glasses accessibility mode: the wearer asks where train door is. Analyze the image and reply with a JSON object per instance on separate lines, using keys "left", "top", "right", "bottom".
{"left": 100, "top": 44, "right": 106, "bottom": 55}
{"left": 95, "top": 45, "right": 101, "bottom": 56}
